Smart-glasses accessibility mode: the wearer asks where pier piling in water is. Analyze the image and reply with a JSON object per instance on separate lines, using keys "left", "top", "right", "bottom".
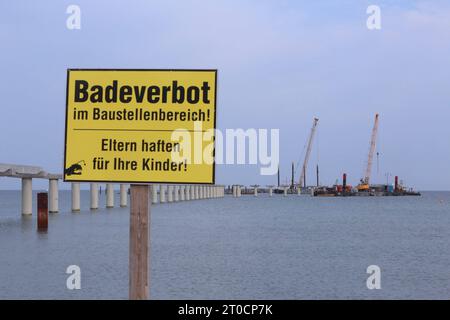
{"left": 180, "top": 185, "right": 185, "bottom": 201}
{"left": 106, "top": 184, "right": 114, "bottom": 208}
{"left": 90, "top": 183, "right": 99, "bottom": 210}
{"left": 37, "top": 192, "right": 48, "bottom": 231}
{"left": 191, "top": 185, "right": 195, "bottom": 200}
{"left": 152, "top": 184, "right": 158, "bottom": 204}
{"left": 185, "top": 185, "right": 190, "bottom": 200}
{"left": 21, "top": 178, "right": 32, "bottom": 215}
{"left": 48, "top": 178, "right": 59, "bottom": 213}
{"left": 120, "top": 184, "right": 128, "bottom": 207}
{"left": 71, "top": 182, "right": 80, "bottom": 212}
{"left": 175, "top": 185, "right": 180, "bottom": 201}
{"left": 160, "top": 185, "right": 166, "bottom": 203}
{"left": 168, "top": 185, "right": 173, "bottom": 202}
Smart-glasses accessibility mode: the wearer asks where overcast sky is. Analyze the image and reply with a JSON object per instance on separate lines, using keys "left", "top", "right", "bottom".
{"left": 1, "top": 0, "right": 450, "bottom": 190}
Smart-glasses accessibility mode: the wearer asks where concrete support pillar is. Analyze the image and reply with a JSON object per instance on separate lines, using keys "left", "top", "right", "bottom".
{"left": 185, "top": 185, "right": 191, "bottom": 201}
{"left": 237, "top": 186, "right": 242, "bottom": 197}
{"left": 178, "top": 185, "right": 182, "bottom": 201}
{"left": 48, "top": 179, "right": 59, "bottom": 213}
{"left": 173, "top": 185, "right": 179, "bottom": 202}
{"left": 254, "top": 187, "right": 258, "bottom": 196}
{"left": 90, "top": 183, "right": 99, "bottom": 210}
{"left": 284, "top": 187, "right": 288, "bottom": 196}
{"left": 297, "top": 187, "right": 301, "bottom": 196}
{"left": 106, "top": 183, "right": 114, "bottom": 208}
{"left": 152, "top": 184, "right": 158, "bottom": 204}
{"left": 180, "top": 186, "right": 185, "bottom": 201}
{"left": 120, "top": 184, "right": 128, "bottom": 207}
{"left": 71, "top": 182, "right": 80, "bottom": 212}
{"left": 194, "top": 185, "right": 199, "bottom": 199}
{"left": 160, "top": 185, "right": 166, "bottom": 203}
{"left": 232, "top": 185, "right": 237, "bottom": 197}
{"left": 168, "top": 185, "right": 173, "bottom": 202}
{"left": 21, "top": 178, "right": 32, "bottom": 215}
{"left": 269, "top": 187, "right": 273, "bottom": 197}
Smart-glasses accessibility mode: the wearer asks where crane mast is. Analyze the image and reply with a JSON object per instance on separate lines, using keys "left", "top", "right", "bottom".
{"left": 358, "top": 113, "right": 379, "bottom": 190}
{"left": 299, "top": 117, "right": 319, "bottom": 187}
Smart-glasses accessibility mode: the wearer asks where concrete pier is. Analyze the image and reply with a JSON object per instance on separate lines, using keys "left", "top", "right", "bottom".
{"left": 48, "top": 178, "right": 59, "bottom": 213}
{"left": 284, "top": 187, "right": 288, "bottom": 196}
{"left": 174, "top": 185, "right": 179, "bottom": 202}
{"left": 190, "top": 185, "right": 195, "bottom": 200}
{"left": 71, "top": 182, "right": 80, "bottom": 212}
{"left": 180, "top": 185, "right": 185, "bottom": 201}
{"left": 1, "top": 164, "right": 62, "bottom": 216}
{"left": 194, "top": 185, "right": 199, "bottom": 199}
{"left": 106, "top": 184, "right": 114, "bottom": 208}
{"left": 269, "top": 187, "right": 273, "bottom": 197}
{"left": 297, "top": 187, "right": 301, "bottom": 196}
{"left": 120, "top": 184, "right": 128, "bottom": 207}
{"left": 237, "top": 186, "right": 242, "bottom": 197}
{"left": 167, "top": 185, "right": 173, "bottom": 202}
{"left": 254, "top": 187, "right": 258, "bottom": 197}
{"left": 152, "top": 184, "right": 158, "bottom": 204}
{"left": 160, "top": 185, "right": 166, "bottom": 203}
{"left": 185, "top": 185, "right": 191, "bottom": 200}
{"left": 90, "top": 183, "right": 99, "bottom": 210}
{"left": 21, "top": 178, "right": 32, "bottom": 215}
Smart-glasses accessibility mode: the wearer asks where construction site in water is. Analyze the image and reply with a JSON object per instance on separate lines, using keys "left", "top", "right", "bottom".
{"left": 228, "top": 113, "right": 421, "bottom": 197}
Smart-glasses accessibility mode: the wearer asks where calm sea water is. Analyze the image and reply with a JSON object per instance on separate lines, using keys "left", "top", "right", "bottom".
{"left": 0, "top": 190, "right": 449, "bottom": 299}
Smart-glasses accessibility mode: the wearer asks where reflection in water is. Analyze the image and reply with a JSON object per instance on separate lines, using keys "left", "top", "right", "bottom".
{"left": 20, "top": 215, "right": 33, "bottom": 233}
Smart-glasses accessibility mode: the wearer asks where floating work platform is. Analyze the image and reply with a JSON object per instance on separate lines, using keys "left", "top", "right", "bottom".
{"left": 313, "top": 186, "right": 421, "bottom": 197}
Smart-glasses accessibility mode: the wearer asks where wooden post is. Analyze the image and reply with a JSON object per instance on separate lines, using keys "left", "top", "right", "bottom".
{"left": 129, "top": 184, "right": 150, "bottom": 300}
{"left": 37, "top": 192, "right": 48, "bottom": 231}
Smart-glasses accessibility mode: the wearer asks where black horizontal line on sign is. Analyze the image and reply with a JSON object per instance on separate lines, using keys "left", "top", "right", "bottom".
{"left": 73, "top": 128, "right": 207, "bottom": 132}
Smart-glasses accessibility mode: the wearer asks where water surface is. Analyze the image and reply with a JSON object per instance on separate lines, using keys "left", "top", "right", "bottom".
{"left": 0, "top": 190, "right": 449, "bottom": 299}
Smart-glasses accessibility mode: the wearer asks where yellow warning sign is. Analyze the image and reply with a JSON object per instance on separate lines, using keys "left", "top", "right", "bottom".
{"left": 64, "top": 69, "right": 217, "bottom": 184}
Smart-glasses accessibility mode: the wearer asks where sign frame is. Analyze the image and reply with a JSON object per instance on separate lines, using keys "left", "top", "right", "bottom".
{"left": 63, "top": 68, "right": 217, "bottom": 185}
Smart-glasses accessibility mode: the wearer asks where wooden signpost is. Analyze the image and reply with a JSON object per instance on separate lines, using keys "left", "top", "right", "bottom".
{"left": 63, "top": 69, "right": 217, "bottom": 299}
{"left": 129, "top": 184, "right": 150, "bottom": 299}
